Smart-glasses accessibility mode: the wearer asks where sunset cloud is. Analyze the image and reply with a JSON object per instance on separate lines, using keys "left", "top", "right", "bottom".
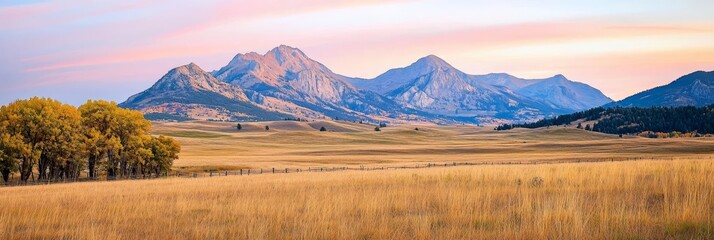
{"left": 1, "top": 0, "right": 713, "bottom": 105}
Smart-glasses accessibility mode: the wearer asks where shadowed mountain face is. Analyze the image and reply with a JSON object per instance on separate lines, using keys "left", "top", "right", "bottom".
{"left": 349, "top": 55, "right": 612, "bottom": 122}
{"left": 211, "top": 45, "right": 431, "bottom": 122}
{"left": 606, "top": 71, "right": 714, "bottom": 108}
{"left": 350, "top": 55, "right": 456, "bottom": 95}
{"left": 383, "top": 66, "right": 555, "bottom": 121}
{"left": 119, "top": 63, "right": 289, "bottom": 121}
{"left": 122, "top": 45, "right": 614, "bottom": 124}
{"left": 495, "top": 74, "right": 613, "bottom": 111}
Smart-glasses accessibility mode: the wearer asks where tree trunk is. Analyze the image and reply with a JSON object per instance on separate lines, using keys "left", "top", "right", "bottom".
{"left": 38, "top": 154, "right": 47, "bottom": 180}
{"left": 1, "top": 168, "right": 9, "bottom": 182}
{"left": 20, "top": 158, "right": 32, "bottom": 182}
{"left": 88, "top": 154, "right": 97, "bottom": 178}
{"left": 107, "top": 150, "right": 116, "bottom": 178}
{"left": 120, "top": 157, "right": 127, "bottom": 178}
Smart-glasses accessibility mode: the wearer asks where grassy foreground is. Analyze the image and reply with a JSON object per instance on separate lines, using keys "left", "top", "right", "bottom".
{"left": 1, "top": 159, "right": 712, "bottom": 239}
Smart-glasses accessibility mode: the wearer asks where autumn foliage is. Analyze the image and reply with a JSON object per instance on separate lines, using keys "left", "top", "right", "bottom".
{"left": 0, "top": 97, "right": 179, "bottom": 182}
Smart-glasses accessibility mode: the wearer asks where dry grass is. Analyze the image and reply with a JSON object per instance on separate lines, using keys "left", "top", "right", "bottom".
{"left": 153, "top": 121, "right": 714, "bottom": 170}
{"left": 1, "top": 160, "right": 712, "bottom": 239}
{"left": 2, "top": 121, "right": 712, "bottom": 239}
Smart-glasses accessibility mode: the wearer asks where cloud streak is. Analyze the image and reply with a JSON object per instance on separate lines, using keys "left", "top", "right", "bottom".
{"left": 1, "top": 0, "right": 713, "bottom": 105}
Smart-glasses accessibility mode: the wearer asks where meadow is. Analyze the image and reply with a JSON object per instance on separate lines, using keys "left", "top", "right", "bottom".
{"left": 0, "top": 160, "right": 712, "bottom": 239}
{"left": 1, "top": 121, "right": 713, "bottom": 239}
{"left": 153, "top": 120, "right": 714, "bottom": 172}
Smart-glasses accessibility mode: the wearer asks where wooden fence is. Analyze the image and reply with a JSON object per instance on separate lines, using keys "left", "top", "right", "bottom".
{"left": 173, "top": 156, "right": 698, "bottom": 179}
{"left": 1, "top": 156, "right": 709, "bottom": 187}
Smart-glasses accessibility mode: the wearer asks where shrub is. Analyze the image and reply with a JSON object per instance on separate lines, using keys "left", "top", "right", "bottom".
{"left": 529, "top": 176, "right": 543, "bottom": 187}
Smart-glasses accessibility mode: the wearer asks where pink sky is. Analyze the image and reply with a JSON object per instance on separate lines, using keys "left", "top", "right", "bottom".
{"left": 1, "top": 0, "right": 713, "bottom": 105}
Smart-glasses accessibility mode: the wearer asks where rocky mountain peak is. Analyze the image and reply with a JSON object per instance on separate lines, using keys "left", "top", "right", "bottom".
{"left": 414, "top": 55, "right": 454, "bottom": 71}
{"left": 215, "top": 45, "right": 336, "bottom": 88}
{"left": 171, "top": 62, "right": 203, "bottom": 76}
{"left": 552, "top": 74, "right": 567, "bottom": 81}
{"left": 268, "top": 45, "right": 308, "bottom": 61}
{"left": 145, "top": 63, "right": 248, "bottom": 102}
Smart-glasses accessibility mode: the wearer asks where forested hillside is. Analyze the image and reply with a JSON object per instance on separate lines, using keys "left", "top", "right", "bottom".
{"left": 496, "top": 105, "right": 714, "bottom": 136}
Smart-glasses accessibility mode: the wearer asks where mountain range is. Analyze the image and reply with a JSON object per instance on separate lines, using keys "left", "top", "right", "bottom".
{"left": 605, "top": 70, "right": 714, "bottom": 108}
{"left": 120, "top": 45, "right": 712, "bottom": 124}
{"left": 120, "top": 63, "right": 290, "bottom": 121}
{"left": 349, "top": 55, "right": 611, "bottom": 120}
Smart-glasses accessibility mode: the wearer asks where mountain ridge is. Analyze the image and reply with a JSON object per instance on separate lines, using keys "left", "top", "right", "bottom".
{"left": 349, "top": 53, "right": 612, "bottom": 121}
{"left": 121, "top": 45, "right": 619, "bottom": 124}
{"left": 605, "top": 70, "right": 714, "bottom": 108}
{"left": 210, "top": 45, "right": 428, "bottom": 122}
{"left": 119, "top": 63, "right": 290, "bottom": 121}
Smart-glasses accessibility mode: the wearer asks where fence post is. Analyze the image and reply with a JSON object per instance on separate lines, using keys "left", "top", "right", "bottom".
{"left": 240, "top": 169, "right": 243, "bottom": 176}
{"left": 272, "top": 168, "right": 275, "bottom": 173}
{"left": 285, "top": 168, "right": 288, "bottom": 173}
{"left": 248, "top": 169, "right": 250, "bottom": 175}
{"left": 210, "top": 171, "right": 213, "bottom": 177}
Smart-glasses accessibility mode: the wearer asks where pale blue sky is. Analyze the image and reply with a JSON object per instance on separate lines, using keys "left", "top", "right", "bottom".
{"left": 1, "top": 0, "right": 713, "bottom": 105}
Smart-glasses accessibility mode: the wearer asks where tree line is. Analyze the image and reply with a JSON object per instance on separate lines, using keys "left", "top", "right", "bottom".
{"left": 0, "top": 97, "right": 180, "bottom": 183}
{"left": 496, "top": 105, "right": 714, "bottom": 135}
{"left": 495, "top": 107, "right": 605, "bottom": 131}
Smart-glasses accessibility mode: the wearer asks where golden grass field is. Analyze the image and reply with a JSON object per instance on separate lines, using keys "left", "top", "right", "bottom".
{"left": 152, "top": 120, "right": 714, "bottom": 172}
{"left": 1, "top": 160, "right": 712, "bottom": 239}
{"left": 1, "top": 121, "right": 713, "bottom": 239}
